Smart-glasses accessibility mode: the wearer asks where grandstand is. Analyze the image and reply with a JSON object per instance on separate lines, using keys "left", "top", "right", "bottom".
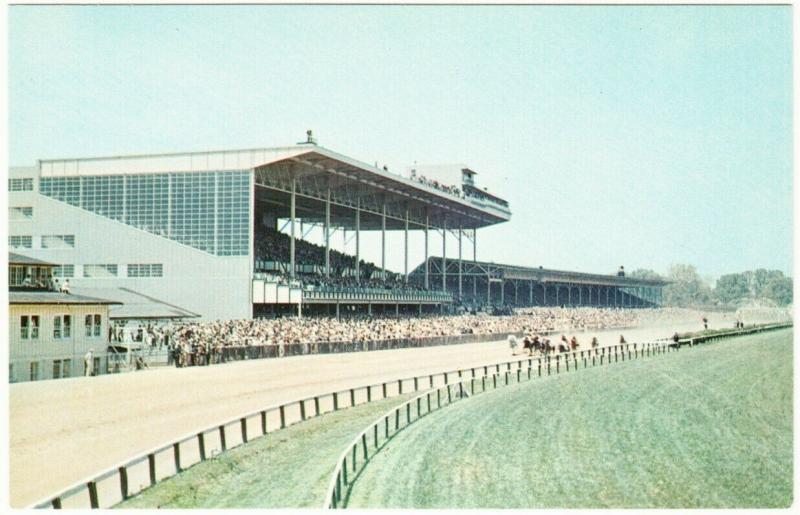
{"left": 413, "top": 258, "right": 668, "bottom": 309}
{"left": 8, "top": 133, "right": 511, "bottom": 319}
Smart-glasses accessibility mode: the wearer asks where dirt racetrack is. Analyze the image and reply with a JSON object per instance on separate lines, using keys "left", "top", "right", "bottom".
{"left": 9, "top": 318, "right": 721, "bottom": 507}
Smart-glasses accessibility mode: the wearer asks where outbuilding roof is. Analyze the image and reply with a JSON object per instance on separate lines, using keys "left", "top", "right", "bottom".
{"left": 9, "top": 291, "right": 121, "bottom": 305}
{"left": 8, "top": 253, "right": 56, "bottom": 267}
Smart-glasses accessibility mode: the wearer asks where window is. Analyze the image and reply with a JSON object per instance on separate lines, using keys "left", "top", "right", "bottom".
{"left": 53, "top": 265, "right": 75, "bottom": 278}
{"left": 30, "top": 361, "right": 39, "bottom": 381}
{"left": 53, "top": 315, "right": 71, "bottom": 339}
{"left": 40, "top": 170, "right": 250, "bottom": 256}
{"left": 9, "top": 266, "right": 25, "bottom": 286}
{"left": 93, "top": 357, "right": 101, "bottom": 376}
{"left": 9, "top": 178, "right": 34, "bottom": 191}
{"left": 53, "top": 360, "right": 62, "bottom": 379}
{"left": 83, "top": 264, "right": 118, "bottom": 278}
{"left": 9, "top": 236, "right": 32, "bottom": 249}
{"left": 20, "top": 315, "right": 39, "bottom": 340}
{"left": 63, "top": 359, "right": 72, "bottom": 378}
{"left": 85, "top": 314, "right": 102, "bottom": 337}
{"left": 127, "top": 263, "right": 163, "bottom": 277}
{"left": 39, "top": 177, "right": 79, "bottom": 206}
{"left": 10, "top": 207, "right": 33, "bottom": 220}
{"left": 41, "top": 235, "right": 75, "bottom": 249}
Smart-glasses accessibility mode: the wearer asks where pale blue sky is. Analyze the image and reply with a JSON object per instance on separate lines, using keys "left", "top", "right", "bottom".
{"left": 8, "top": 5, "right": 793, "bottom": 280}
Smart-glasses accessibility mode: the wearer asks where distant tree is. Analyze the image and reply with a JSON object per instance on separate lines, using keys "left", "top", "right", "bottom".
{"left": 762, "top": 275, "right": 793, "bottom": 305}
{"left": 662, "top": 264, "right": 713, "bottom": 307}
{"left": 628, "top": 269, "right": 664, "bottom": 281}
{"left": 714, "top": 273, "right": 750, "bottom": 304}
{"left": 712, "top": 269, "right": 792, "bottom": 306}
{"left": 742, "top": 269, "right": 784, "bottom": 297}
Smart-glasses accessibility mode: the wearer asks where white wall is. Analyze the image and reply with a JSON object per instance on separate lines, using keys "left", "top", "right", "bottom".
{"left": 9, "top": 303, "right": 110, "bottom": 382}
{"left": 9, "top": 190, "right": 252, "bottom": 321}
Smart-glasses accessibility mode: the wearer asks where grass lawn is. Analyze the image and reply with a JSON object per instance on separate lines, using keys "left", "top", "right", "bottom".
{"left": 347, "top": 328, "right": 793, "bottom": 508}
{"left": 116, "top": 392, "right": 416, "bottom": 508}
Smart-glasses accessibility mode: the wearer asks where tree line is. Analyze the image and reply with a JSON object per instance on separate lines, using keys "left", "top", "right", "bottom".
{"left": 629, "top": 265, "right": 792, "bottom": 307}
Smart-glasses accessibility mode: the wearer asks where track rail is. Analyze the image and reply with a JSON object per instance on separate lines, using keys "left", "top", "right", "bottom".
{"left": 27, "top": 322, "right": 791, "bottom": 509}
{"left": 322, "top": 322, "right": 793, "bottom": 509}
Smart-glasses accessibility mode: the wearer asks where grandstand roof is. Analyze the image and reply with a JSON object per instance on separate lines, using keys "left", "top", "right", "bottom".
{"left": 37, "top": 142, "right": 511, "bottom": 231}
{"left": 417, "top": 257, "right": 670, "bottom": 288}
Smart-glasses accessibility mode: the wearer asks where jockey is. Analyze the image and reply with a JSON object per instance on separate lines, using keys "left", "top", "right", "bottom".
{"left": 507, "top": 334, "right": 519, "bottom": 355}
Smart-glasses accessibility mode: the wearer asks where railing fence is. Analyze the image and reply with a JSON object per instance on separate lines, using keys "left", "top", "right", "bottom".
{"left": 28, "top": 322, "right": 792, "bottom": 509}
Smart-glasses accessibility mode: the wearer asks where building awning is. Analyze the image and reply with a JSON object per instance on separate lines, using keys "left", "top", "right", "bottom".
{"left": 9, "top": 291, "right": 121, "bottom": 305}
{"left": 8, "top": 253, "right": 56, "bottom": 267}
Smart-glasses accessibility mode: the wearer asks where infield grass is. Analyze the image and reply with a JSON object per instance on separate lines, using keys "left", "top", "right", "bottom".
{"left": 116, "top": 392, "right": 416, "bottom": 508}
{"left": 347, "top": 328, "right": 793, "bottom": 508}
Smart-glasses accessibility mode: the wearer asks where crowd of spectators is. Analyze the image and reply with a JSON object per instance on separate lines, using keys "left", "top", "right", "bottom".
{"left": 254, "top": 228, "right": 435, "bottom": 291}
{"left": 161, "top": 307, "right": 639, "bottom": 355}
{"left": 114, "top": 306, "right": 792, "bottom": 369}
{"left": 409, "top": 172, "right": 462, "bottom": 198}
{"left": 255, "top": 228, "right": 370, "bottom": 276}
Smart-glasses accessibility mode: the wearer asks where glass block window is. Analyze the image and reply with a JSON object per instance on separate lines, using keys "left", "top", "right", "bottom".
{"left": 40, "top": 170, "right": 250, "bottom": 256}
{"left": 127, "top": 263, "right": 163, "bottom": 277}
{"left": 126, "top": 174, "right": 169, "bottom": 237}
{"left": 39, "top": 177, "right": 79, "bottom": 206}
{"left": 216, "top": 171, "right": 250, "bottom": 255}
{"left": 170, "top": 172, "right": 216, "bottom": 253}
{"left": 10, "top": 207, "right": 33, "bottom": 220}
{"left": 81, "top": 175, "right": 124, "bottom": 221}
{"left": 41, "top": 235, "right": 75, "bottom": 249}
{"left": 83, "top": 264, "right": 118, "bottom": 277}
{"left": 9, "top": 235, "right": 32, "bottom": 248}
{"left": 52, "top": 265, "right": 75, "bottom": 278}
{"left": 8, "top": 178, "right": 33, "bottom": 191}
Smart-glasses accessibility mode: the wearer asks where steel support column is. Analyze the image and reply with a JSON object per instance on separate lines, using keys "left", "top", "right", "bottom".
{"left": 290, "top": 178, "right": 296, "bottom": 280}
{"left": 324, "top": 187, "right": 331, "bottom": 278}
{"left": 355, "top": 199, "right": 361, "bottom": 284}
{"left": 441, "top": 218, "right": 447, "bottom": 292}
{"left": 381, "top": 204, "right": 386, "bottom": 282}
{"left": 458, "top": 227, "right": 463, "bottom": 298}
{"left": 424, "top": 213, "right": 429, "bottom": 289}
{"left": 404, "top": 208, "right": 409, "bottom": 283}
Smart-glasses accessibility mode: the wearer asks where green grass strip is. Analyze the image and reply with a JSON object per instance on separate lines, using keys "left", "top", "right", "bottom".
{"left": 116, "top": 392, "right": 417, "bottom": 508}
{"left": 347, "top": 328, "right": 793, "bottom": 508}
